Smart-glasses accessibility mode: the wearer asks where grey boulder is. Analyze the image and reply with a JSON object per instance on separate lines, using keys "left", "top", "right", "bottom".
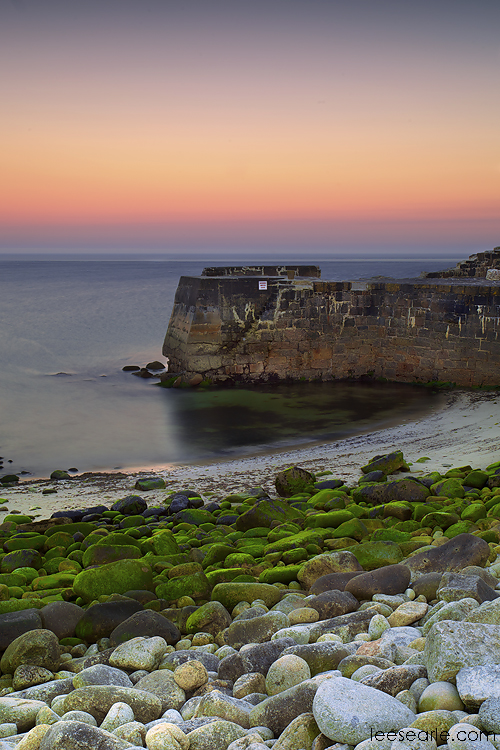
{"left": 312, "top": 676, "right": 416, "bottom": 743}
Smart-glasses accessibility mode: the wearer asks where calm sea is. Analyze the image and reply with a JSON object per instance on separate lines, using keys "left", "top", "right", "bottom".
{"left": 0, "top": 254, "right": 462, "bottom": 478}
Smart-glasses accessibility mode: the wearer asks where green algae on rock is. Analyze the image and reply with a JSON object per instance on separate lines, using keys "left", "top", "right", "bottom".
{"left": 73, "top": 559, "right": 154, "bottom": 602}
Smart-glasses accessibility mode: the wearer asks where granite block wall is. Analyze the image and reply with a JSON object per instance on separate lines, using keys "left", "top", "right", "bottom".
{"left": 163, "top": 274, "right": 500, "bottom": 387}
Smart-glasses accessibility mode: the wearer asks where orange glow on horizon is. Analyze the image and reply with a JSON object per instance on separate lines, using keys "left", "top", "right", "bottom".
{"left": 1, "top": 124, "right": 498, "bottom": 227}
{"left": 1, "top": 1, "right": 498, "bottom": 249}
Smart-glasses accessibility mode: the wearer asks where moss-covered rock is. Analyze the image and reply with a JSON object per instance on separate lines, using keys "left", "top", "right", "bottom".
{"left": 205, "top": 568, "right": 246, "bottom": 586}
{"left": 371, "top": 528, "right": 412, "bottom": 544}
{"left": 460, "top": 503, "right": 487, "bottom": 523}
{"left": 463, "top": 470, "right": 489, "bottom": 489}
{"left": 275, "top": 466, "right": 316, "bottom": 497}
{"left": 3, "top": 514, "right": 32, "bottom": 524}
{"left": 329, "top": 518, "right": 368, "bottom": 541}
{"left": 73, "top": 559, "right": 154, "bottom": 602}
{"left": 352, "top": 479, "right": 430, "bottom": 506}
{"left": 155, "top": 570, "right": 211, "bottom": 602}
{"left": 351, "top": 541, "right": 404, "bottom": 570}
{"left": 282, "top": 548, "right": 309, "bottom": 565}
{"left": 360, "top": 450, "right": 409, "bottom": 475}
{"left": 0, "top": 572, "right": 27, "bottom": 587}
{"left": 305, "top": 510, "right": 354, "bottom": 529}
{"left": 82, "top": 543, "right": 142, "bottom": 567}
{"left": 268, "top": 523, "right": 301, "bottom": 542}
{"left": 145, "top": 529, "right": 179, "bottom": 557}
{"left": 201, "top": 544, "right": 235, "bottom": 569}
{"left": 382, "top": 502, "right": 414, "bottom": 522}
{"left": 173, "top": 508, "right": 215, "bottom": 526}
{"left": 43, "top": 556, "right": 67, "bottom": 574}
{"left": 163, "top": 563, "right": 199, "bottom": 580}
{"left": 45, "top": 522, "right": 96, "bottom": 539}
{"left": 134, "top": 477, "right": 166, "bottom": 491}
{"left": 235, "top": 541, "right": 267, "bottom": 558}
{"left": 211, "top": 582, "right": 282, "bottom": 609}
{"left": 263, "top": 529, "right": 326, "bottom": 555}
{"left": 185, "top": 600, "right": 232, "bottom": 636}
{"left": 4, "top": 534, "right": 46, "bottom": 552}
{"left": 224, "top": 552, "right": 255, "bottom": 567}
{"left": 32, "top": 571, "right": 77, "bottom": 591}
{"left": 242, "top": 527, "right": 271, "bottom": 538}
{"left": 14, "top": 567, "right": 40, "bottom": 584}
{"left": 50, "top": 469, "right": 71, "bottom": 480}
{"left": 259, "top": 565, "right": 302, "bottom": 585}
{"left": 1, "top": 549, "right": 43, "bottom": 573}
{"left": 444, "top": 521, "right": 472, "bottom": 539}
{"left": 0, "top": 598, "right": 45, "bottom": 614}
{"left": 307, "top": 489, "right": 338, "bottom": 507}
{"left": 297, "top": 551, "right": 363, "bottom": 589}
{"left": 235, "top": 498, "right": 303, "bottom": 532}
{"left": 44, "top": 531, "right": 74, "bottom": 550}
{"left": 420, "top": 512, "right": 460, "bottom": 530}
{"left": 430, "top": 478, "right": 465, "bottom": 498}
{"left": 323, "top": 537, "right": 359, "bottom": 551}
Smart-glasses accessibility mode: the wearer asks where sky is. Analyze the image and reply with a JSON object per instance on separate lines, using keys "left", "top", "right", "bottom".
{"left": 1, "top": 0, "right": 499, "bottom": 255}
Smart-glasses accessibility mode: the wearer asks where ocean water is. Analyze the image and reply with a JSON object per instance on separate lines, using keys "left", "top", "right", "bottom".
{"left": 0, "top": 254, "right": 461, "bottom": 478}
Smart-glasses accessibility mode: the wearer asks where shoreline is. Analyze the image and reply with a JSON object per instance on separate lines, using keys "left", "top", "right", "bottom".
{"left": 1, "top": 389, "right": 500, "bottom": 520}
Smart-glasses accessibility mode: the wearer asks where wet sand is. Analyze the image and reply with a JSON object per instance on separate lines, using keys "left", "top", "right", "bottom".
{"left": 1, "top": 390, "right": 499, "bottom": 520}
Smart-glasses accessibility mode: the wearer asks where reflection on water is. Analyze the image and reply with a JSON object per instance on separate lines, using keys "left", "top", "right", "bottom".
{"left": 0, "top": 258, "right": 457, "bottom": 478}
{"left": 0, "top": 374, "right": 446, "bottom": 479}
{"left": 161, "top": 380, "right": 446, "bottom": 460}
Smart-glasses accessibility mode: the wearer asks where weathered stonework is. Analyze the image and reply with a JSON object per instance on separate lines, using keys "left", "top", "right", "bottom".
{"left": 423, "top": 248, "right": 500, "bottom": 279}
{"left": 162, "top": 254, "right": 500, "bottom": 387}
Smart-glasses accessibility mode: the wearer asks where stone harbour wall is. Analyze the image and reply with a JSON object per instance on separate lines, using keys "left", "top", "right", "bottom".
{"left": 163, "top": 265, "right": 500, "bottom": 388}
{"left": 423, "top": 248, "right": 500, "bottom": 279}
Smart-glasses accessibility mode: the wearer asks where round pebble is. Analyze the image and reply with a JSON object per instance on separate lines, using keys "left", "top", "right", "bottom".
{"left": 173, "top": 660, "right": 208, "bottom": 691}
{"left": 191, "top": 632, "right": 213, "bottom": 646}
{"left": 0, "top": 724, "right": 17, "bottom": 738}
{"left": 145, "top": 722, "right": 190, "bottom": 750}
{"left": 0, "top": 456, "right": 498, "bottom": 750}
{"left": 113, "top": 720, "right": 147, "bottom": 745}
{"left": 177, "top": 596, "right": 196, "bottom": 607}
{"left": 288, "top": 607, "right": 319, "bottom": 625}
{"left": 351, "top": 665, "right": 383, "bottom": 682}
{"left": 316, "top": 633, "right": 343, "bottom": 643}
{"left": 368, "top": 614, "right": 391, "bottom": 640}
{"left": 265, "top": 654, "right": 311, "bottom": 695}
{"left": 419, "top": 682, "right": 465, "bottom": 712}
{"left": 100, "top": 701, "right": 135, "bottom": 732}
{"left": 60, "top": 710, "right": 97, "bottom": 726}
{"left": 175, "top": 639, "right": 192, "bottom": 651}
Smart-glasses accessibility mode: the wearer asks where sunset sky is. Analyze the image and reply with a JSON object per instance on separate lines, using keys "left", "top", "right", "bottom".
{"left": 1, "top": 0, "right": 499, "bottom": 254}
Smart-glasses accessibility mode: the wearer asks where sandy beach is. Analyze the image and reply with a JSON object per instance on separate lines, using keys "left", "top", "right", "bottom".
{"left": 1, "top": 389, "right": 499, "bottom": 521}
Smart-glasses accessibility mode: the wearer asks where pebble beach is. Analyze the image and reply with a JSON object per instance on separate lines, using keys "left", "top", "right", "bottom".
{"left": 1, "top": 389, "right": 500, "bottom": 750}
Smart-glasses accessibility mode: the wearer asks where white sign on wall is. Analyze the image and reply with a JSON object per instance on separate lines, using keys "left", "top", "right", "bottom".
{"left": 258, "top": 280, "right": 268, "bottom": 290}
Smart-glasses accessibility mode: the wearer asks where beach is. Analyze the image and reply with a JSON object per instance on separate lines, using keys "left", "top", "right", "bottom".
{"left": 2, "top": 389, "right": 499, "bottom": 520}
